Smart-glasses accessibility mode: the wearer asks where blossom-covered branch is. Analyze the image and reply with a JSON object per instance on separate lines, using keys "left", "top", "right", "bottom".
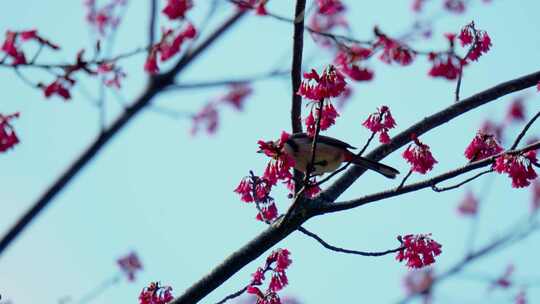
{"left": 321, "top": 141, "right": 540, "bottom": 214}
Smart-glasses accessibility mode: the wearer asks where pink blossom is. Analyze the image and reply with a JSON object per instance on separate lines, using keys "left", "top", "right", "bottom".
{"left": 191, "top": 103, "right": 218, "bottom": 135}
{"left": 494, "top": 151, "right": 538, "bottom": 188}
{"left": 464, "top": 131, "right": 503, "bottom": 161}
{"left": 162, "top": 0, "right": 193, "bottom": 20}
{"left": 457, "top": 190, "right": 478, "bottom": 216}
{"left": 139, "top": 282, "right": 174, "bottom": 304}
{"left": 219, "top": 83, "right": 253, "bottom": 111}
{"left": 297, "top": 65, "right": 347, "bottom": 100}
{"left": 117, "top": 251, "right": 143, "bottom": 281}
{"left": 396, "top": 234, "right": 442, "bottom": 269}
{"left": 362, "top": 105, "right": 396, "bottom": 144}
{"left": 402, "top": 135, "right": 437, "bottom": 174}
{"left": 506, "top": 98, "right": 526, "bottom": 123}
{"left": 0, "top": 112, "right": 20, "bottom": 152}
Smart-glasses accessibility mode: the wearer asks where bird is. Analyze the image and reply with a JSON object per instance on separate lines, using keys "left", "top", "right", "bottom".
{"left": 262, "top": 132, "right": 400, "bottom": 178}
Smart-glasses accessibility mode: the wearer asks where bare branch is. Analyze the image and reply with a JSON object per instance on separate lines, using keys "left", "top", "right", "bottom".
{"left": 214, "top": 286, "right": 248, "bottom": 304}
{"left": 290, "top": 0, "right": 305, "bottom": 134}
{"left": 148, "top": 0, "right": 158, "bottom": 47}
{"left": 298, "top": 227, "right": 403, "bottom": 257}
{"left": 431, "top": 169, "right": 493, "bottom": 192}
{"left": 166, "top": 70, "right": 289, "bottom": 91}
{"left": 0, "top": 11, "right": 247, "bottom": 258}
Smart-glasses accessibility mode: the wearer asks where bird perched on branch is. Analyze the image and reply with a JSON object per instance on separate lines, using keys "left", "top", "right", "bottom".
{"left": 259, "top": 132, "right": 399, "bottom": 178}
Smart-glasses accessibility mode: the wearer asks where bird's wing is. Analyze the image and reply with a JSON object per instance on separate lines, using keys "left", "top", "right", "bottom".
{"left": 290, "top": 133, "right": 357, "bottom": 150}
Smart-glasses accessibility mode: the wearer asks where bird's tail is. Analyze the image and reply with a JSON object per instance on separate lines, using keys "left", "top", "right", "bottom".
{"left": 347, "top": 154, "right": 400, "bottom": 179}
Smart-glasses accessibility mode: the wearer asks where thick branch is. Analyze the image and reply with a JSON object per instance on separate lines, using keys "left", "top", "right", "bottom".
{"left": 290, "top": 0, "right": 305, "bottom": 134}
{"left": 320, "top": 141, "right": 540, "bottom": 214}
{"left": 0, "top": 11, "right": 247, "bottom": 257}
{"left": 322, "top": 69, "right": 540, "bottom": 203}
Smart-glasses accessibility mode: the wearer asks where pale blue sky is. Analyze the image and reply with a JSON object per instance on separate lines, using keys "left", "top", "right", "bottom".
{"left": 1, "top": 1, "right": 539, "bottom": 304}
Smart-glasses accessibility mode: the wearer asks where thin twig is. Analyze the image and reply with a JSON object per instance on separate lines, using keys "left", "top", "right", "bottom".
{"left": 214, "top": 286, "right": 248, "bottom": 304}
{"left": 166, "top": 70, "right": 289, "bottom": 90}
{"left": 431, "top": 169, "right": 493, "bottom": 192}
{"left": 397, "top": 170, "right": 413, "bottom": 190}
{"left": 511, "top": 110, "right": 540, "bottom": 150}
{"left": 298, "top": 226, "right": 403, "bottom": 257}
{"left": 148, "top": 0, "right": 157, "bottom": 47}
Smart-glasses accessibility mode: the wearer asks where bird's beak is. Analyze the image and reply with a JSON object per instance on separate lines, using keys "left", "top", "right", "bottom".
{"left": 256, "top": 149, "right": 264, "bottom": 153}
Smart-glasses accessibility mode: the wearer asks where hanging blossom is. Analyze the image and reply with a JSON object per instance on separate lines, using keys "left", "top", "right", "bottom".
{"left": 234, "top": 0, "right": 268, "bottom": 15}
{"left": 0, "top": 112, "right": 20, "bottom": 153}
{"left": 480, "top": 119, "right": 504, "bottom": 143}
{"left": 373, "top": 27, "right": 415, "bottom": 66}
{"left": 396, "top": 234, "right": 442, "bottom": 269}
{"left": 334, "top": 46, "right": 374, "bottom": 82}
{"left": 257, "top": 132, "right": 295, "bottom": 185}
{"left": 284, "top": 177, "right": 321, "bottom": 199}
{"left": 444, "top": 0, "right": 466, "bottom": 13}
{"left": 402, "top": 269, "right": 433, "bottom": 301}
{"left": 298, "top": 65, "right": 346, "bottom": 136}
{"left": 515, "top": 289, "right": 527, "bottom": 304}
{"left": 42, "top": 77, "right": 75, "bottom": 100}
{"left": 362, "top": 105, "right": 396, "bottom": 144}
{"left": 458, "top": 21, "right": 492, "bottom": 62}
{"left": 493, "top": 151, "right": 538, "bottom": 188}
{"left": 308, "top": 0, "right": 348, "bottom": 47}
{"left": 1, "top": 29, "right": 59, "bottom": 65}
{"left": 190, "top": 103, "right": 218, "bottom": 136}
{"left": 219, "top": 83, "right": 253, "bottom": 111}
{"left": 98, "top": 62, "right": 126, "bottom": 88}
{"left": 505, "top": 98, "right": 526, "bottom": 123}
{"left": 247, "top": 248, "right": 292, "bottom": 304}
{"left": 402, "top": 135, "right": 437, "bottom": 174}
{"left": 464, "top": 131, "right": 503, "bottom": 161}
{"left": 234, "top": 173, "right": 278, "bottom": 222}
{"left": 162, "top": 0, "right": 193, "bottom": 20}
{"left": 489, "top": 264, "right": 514, "bottom": 291}
{"left": 139, "top": 282, "right": 174, "bottom": 304}
{"left": 457, "top": 190, "right": 478, "bottom": 216}
{"left": 84, "top": 0, "right": 128, "bottom": 36}
{"left": 427, "top": 33, "right": 464, "bottom": 80}
{"left": 117, "top": 251, "right": 143, "bottom": 282}
{"left": 411, "top": 0, "right": 428, "bottom": 12}
{"left": 144, "top": 23, "right": 197, "bottom": 74}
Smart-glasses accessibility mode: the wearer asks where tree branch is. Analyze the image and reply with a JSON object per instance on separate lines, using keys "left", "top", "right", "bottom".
{"left": 0, "top": 11, "right": 247, "bottom": 258}
{"left": 511, "top": 110, "right": 540, "bottom": 150}
{"left": 320, "top": 141, "right": 540, "bottom": 214}
{"left": 322, "top": 69, "right": 540, "bottom": 203}
{"left": 165, "top": 70, "right": 289, "bottom": 90}
{"left": 290, "top": 0, "right": 305, "bottom": 134}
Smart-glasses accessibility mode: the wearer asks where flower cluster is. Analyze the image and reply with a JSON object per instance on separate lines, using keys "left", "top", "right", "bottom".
{"left": 218, "top": 83, "right": 253, "bottom": 111}
{"left": 285, "top": 177, "right": 321, "bottom": 199}
{"left": 457, "top": 190, "right": 478, "bottom": 216}
{"left": 458, "top": 21, "right": 492, "bottom": 62}
{"left": 190, "top": 103, "right": 218, "bottom": 136}
{"left": 139, "top": 282, "right": 174, "bottom": 304}
{"left": 427, "top": 51, "right": 463, "bottom": 80}
{"left": 308, "top": 1, "right": 348, "bottom": 47}
{"left": 373, "top": 28, "right": 415, "bottom": 66}
{"left": 362, "top": 105, "right": 396, "bottom": 144}
{"left": 117, "top": 251, "right": 143, "bottom": 282}
{"left": 1, "top": 29, "right": 59, "bottom": 65}
{"left": 258, "top": 132, "right": 295, "bottom": 185}
{"left": 234, "top": 0, "right": 268, "bottom": 15}
{"left": 0, "top": 112, "right": 20, "bottom": 153}
{"left": 493, "top": 151, "right": 538, "bottom": 188}
{"left": 489, "top": 264, "right": 514, "bottom": 290}
{"left": 84, "top": 0, "right": 127, "bottom": 36}
{"left": 162, "top": 0, "right": 193, "bottom": 20}
{"left": 402, "top": 269, "right": 433, "bottom": 298}
{"left": 334, "top": 46, "right": 374, "bottom": 82}
{"left": 506, "top": 98, "right": 525, "bottom": 123}
{"left": 98, "top": 62, "right": 127, "bottom": 88}
{"left": 235, "top": 173, "right": 278, "bottom": 222}
{"left": 444, "top": 0, "right": 466, "bottom": 13}
{"left": 402, "top": 135, "right": 437, "bottom": 174}
{"left": 191, "top": 83, "right": 253, "bottom": 136}
{"left": 298, "top": 65, "right": 347, "bottom": 101}
{"left": 297, "top": 65, "right": 346, "bottom": 136}
{"left": 396, "top": 234, "right": 442, "bottom": 269}
{"left": 247, "top": 248, "right": 292, "bottom": 304}
{"left": 145, "top": 23, "right": 197, "bottom": 74}
{"left": 464, "top": 131, "right": 503, "bottom": 161}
